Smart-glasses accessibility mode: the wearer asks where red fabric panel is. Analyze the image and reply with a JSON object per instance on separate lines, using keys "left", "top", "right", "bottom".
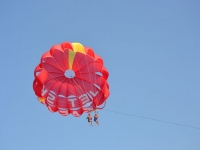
{"left": 61, "top": 42, "right": 73, "bottom": 50}
{"left": 85, "top": 47, "right": 95, "bottom": 58}
{"left": 36, "top": 69, "right": 49, "bottom": 84}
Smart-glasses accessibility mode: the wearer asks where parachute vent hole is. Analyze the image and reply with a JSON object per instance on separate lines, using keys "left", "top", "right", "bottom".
{"left": 64, "top": 69, "right": 75, "bottom": 78}
{"left": 36, "top": 72, "right": 40, "bottom": 76}
{"left": 95, "top": 72, "right": 103, "bottom": 76}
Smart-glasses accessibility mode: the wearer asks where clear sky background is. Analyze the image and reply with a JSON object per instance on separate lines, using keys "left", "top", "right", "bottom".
{"left": 1, "top": 0, "right": 200, "bottom": 150}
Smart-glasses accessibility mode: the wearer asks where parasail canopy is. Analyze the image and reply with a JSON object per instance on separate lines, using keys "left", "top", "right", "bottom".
{"left": 33, "top": 42, "right": 110, "bottom": 117}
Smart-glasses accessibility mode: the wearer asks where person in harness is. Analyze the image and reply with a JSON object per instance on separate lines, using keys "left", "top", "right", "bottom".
{"left": 86, "top": 113, "right": 93, "bottom": 126}
{"left": 94, "top": 113, "right": 99, "bottom": 125}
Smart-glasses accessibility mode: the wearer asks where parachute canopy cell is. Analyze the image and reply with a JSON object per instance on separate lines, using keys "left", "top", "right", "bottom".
{"left": 33, "top": 42, "right": 110, "bottom": 117}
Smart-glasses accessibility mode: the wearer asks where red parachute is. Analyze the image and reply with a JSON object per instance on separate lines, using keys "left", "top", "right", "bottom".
{"left": 33, "top": 42, "right": 110, "bottom": 117}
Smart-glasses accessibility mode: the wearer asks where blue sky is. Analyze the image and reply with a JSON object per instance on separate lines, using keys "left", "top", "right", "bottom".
{"left": 1, "top": 0, "right": 200, "bottom": 150}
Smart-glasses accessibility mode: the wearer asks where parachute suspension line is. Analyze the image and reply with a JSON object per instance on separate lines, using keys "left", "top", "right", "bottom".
{"left": 87, "top": 108, "right": 98, "bottom": 114}
{"left": 93, "top": 109, "right": 98, "bottom": 114}
{"left": 103, "top": 109, "right": 200, "bottom": 130}
{"left": 94, "top": 58, "right": 97, "bottom": 97}
{"left": 71, "top": 78, "right": 88, "bottom": 106}
{"left": 71, "top": 76, "right": 86, "bottom": 109}
{"left": 85, "top": 55, "right": 95, "bottom": 95}
{"left": 71, "top": 78, "right": 84, "bottom": 94}
{"left": 91, "top": 59, "right": 99, "bottom": 109}
{"left": 75, "top": 59, "right": 87, "bottom": 93}
{"left": 62, "top": 49, "right": 85, "bottom": 96}
{"left": 69, "top": 79, "right": 83, "bottom": 106}
{"left": 96, "top": 61, "right": 103, "bottom": 107}
{"left": 94, "top": 58, "right": 98, "bottom": 109}
{"left": 66, "top": 48, "right": 87, "bottom": 97}
{"left": 72, "top": 54, "right": 92, "bottom": 110}
{"left": 73, "top": 55, "right": 88, "bottom": 95}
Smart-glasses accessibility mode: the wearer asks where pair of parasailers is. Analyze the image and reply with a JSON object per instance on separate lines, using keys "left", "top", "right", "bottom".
{"left": 86, "top": 113, "right": 99, "bottom": 126}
